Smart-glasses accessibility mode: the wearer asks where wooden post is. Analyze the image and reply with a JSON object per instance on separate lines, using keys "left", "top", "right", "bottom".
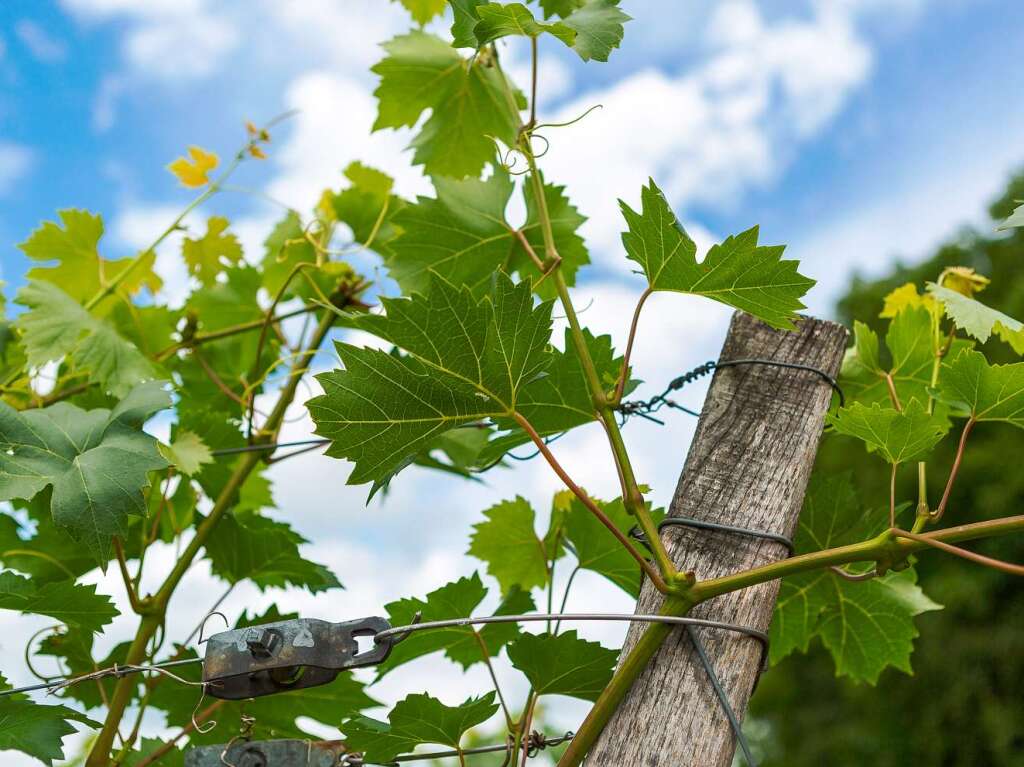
{"left": 586, "top": 311, "right": 847, "bottom": 766}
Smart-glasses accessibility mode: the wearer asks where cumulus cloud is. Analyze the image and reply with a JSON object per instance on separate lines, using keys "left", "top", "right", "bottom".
{"left": 61, "top": 0, "right": 238, "bottom": 80}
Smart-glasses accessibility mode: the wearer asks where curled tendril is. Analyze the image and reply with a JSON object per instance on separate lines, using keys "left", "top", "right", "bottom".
{"left": 530, "top": 132, "right": 551, "bottom": 159}
{"left": 24, "top": 625, "right": 65, "bottom": 683}
{"left": 533, "top": 103, "right": 603, "bottom": 131}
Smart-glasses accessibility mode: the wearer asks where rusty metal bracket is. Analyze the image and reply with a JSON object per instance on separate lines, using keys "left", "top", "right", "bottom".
{"left": 202, "top": 617, "right": 392, "bottom": 700}
{"left": 184, "top": 739, "right": 346, "bottom": 767}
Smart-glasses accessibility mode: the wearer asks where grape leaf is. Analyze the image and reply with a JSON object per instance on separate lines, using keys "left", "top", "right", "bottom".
{"left": 0, "top": 504, "right": 96, "bottom": 584}
{"left": 0, "top": 381, "right": 171, "bottom": 561}
{"left": 342, "top": 693, "right": 498, "bottom": 763}
{"left": 0, "top": 674, "right": 98, "bottom": 765}
{"left": 996, "top": 201, "right": 1024, "bottom": 231}
{"left": 204, "top": 512, "right": 341, "bottom": 593}
{"left": 539, "top": 0, "right": 584, "bottom": 18}
{"left": 17, "top": 209, "right": 160, "bottom": 302}
{"left": 770, "top": 474, "right": 941, "bottom": 683}
{"left": 828, "top": 399, "right": 948, "bottom": 465}
{"left": 468, "top": 496, "right": 552, "bottom": 594}
{"left": 927, "top": 282, "right": 1024, "bottom": 353}
{"left": 16, "top": 280, "right": 158, "bottom": 397}
{"left": 481, "top": 329, "right": 628, "bottom": 463}
{"left": 466, "top": 1, "right": 628, "bottom": 62}
{"left": 372, "top": 31, "right": 520, "bottom": 178}
{"left": 620, "top": 179, "right": 813, "bottom": 330}
{"left": 309, "top": 273, "right": 552, "bottom": 488}
{"left": 560, "top": 0, "right": 630, "bottom": 61}
{"left": 842, "top": 307, "right": 935, "bottom": 407}
{"left": 330, "top": 162, "right": 406, "bottom": 258}
{"left": 563, "top": 495, "right": 661, "bottom": 597}
{"left": 376, "top": 575, "right": 533, "bottom": 677}
{"left": 159, "top": 429, "right": 212, "bottom": 476}
{"left": 879, "top": 282, "right": 937, "bottom": 319}
{"left": 121, "top": 738, "right": 184, "bottom": 767}
{"left": 507, "top": 630, "right": 618, "bottom": 700}
{"left": 392, "top": 0, "right": 448, "bottom": 25}
{"left": 473, "top": 3, "right": 576, "bottom": 47}
{"left": 450, "top": 0, "right": 488, "bottom": 47}
{"left": 387, "top": 171, "right": 587, "bottom": 298}
{"left": 0, "top": 572, "right": 118, "bottom": 633}
{"left": 182, "top": 215, "right": 242, "bottom": 286}
{"left": 940, "top": 348, "right": 1024, "bottom": 427}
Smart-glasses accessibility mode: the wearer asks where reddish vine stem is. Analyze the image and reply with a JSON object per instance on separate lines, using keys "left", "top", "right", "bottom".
{"left": 513, "top": 412, "right": 668, "bottom": 592}
{"left": 614, "top": 287, "right": 652, "bottom": 404}
{"left": 890, "top": 527, "right": 1024, "bottom": 576}
{"left": 133, "top": 700, "right": 225, "bottom": 767}
{"left": 932, "top": 417, "right": 975, "bottom": 523}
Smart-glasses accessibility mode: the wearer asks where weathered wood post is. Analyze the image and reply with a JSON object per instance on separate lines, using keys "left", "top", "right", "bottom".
{"left": 586, "top": 311, "right": 847, "bottom": 766}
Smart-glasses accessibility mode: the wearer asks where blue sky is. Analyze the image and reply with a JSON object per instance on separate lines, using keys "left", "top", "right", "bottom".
{"left": 1, "top": 0, "right": 1023, "bottom": 762}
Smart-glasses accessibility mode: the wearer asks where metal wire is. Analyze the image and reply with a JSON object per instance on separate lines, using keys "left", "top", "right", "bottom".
{"left": 342, "top": 731, "right": 576, "bottom": 765}
{"left": 617, "top": 357, "right": 844, "bottom": 426}
{"left": 374, "top": 612, "right": 768, "bottom": 660}
{"left": 0, "top": 657, "right": 203, "bottom": 698}
{"left": 632, "top": 517, "right": 796, "bottom": 557}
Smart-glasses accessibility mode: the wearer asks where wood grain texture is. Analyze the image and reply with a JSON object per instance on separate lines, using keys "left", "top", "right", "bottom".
{"left": 586, "top": 311, "right": 848, "bottom": 767}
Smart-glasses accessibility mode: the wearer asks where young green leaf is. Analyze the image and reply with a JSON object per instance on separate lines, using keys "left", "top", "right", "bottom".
{"left": 563, "top": 495, "right": 661, "bottom": 597}
{"left": 538, "top": 0, "right": 584, "bottom": 17}
{"left": 940, "top": 348, "right": 1024, "bottom": 427}
{"left": 473, "top": 3, "right": 576, "bottom": 47}
{"left": 467, "top": 1, "right": 629, "bottom": 62}
{"left": 18, "top": 209, "right": 160, "bottom": 302}
{"left": 0, "top": 674, "right": 99, "bottom": 765}
{"left": 827, "top": 399, "right": 948, "bottom": 465}
{"left": 620, "top": 179, "right": 813, "bottom": 330}
{"left": 0, "top": 381, "right": 171, "bottom": 561}
{"left": 507, "top": 630, "right": 618, "bottom": 700}
{"left": 372, "top": 31, "right": 520, "bottom": 178}
{"left": 309, "top": 273, "right": 552, "bottom": 488}
{"left": 387, "top": 171, "right": 588, "bottom": 298}
{"left": 0, "top": 572, "right": 118, "bottom": 633}
{"left": 16, "top": 280, "right": 158, "bottom": 397}
{"left": 159, "top": 429, "right": 212, "bottom": 476}
{"left": 392, "top": 0, "right": 448, "bottom": 25}
{"left": 469, "top": 496, "right": 552, "bottom": 594}
{"left": 927, "top": 282, "right": 1024, "bottom": 353}
{"left": 560, "top": 0, "right": 630, "bottom": 61}
{"left": 343, "top": 693, "right": 499, "bottom": 763}
{"left": 181, "top": 215, "right": 242, "bottom": 286}
{"left": 330, "top": 162, "right": 406, "bottom": 258}
{"left": 770, "top": 474, "right": 941, "bottom": 683}
{"left": 450, "top": 0, "right": 488, "bottom": 47}
{"left": 204, "top": 512, "right": 341, "bottom": 593}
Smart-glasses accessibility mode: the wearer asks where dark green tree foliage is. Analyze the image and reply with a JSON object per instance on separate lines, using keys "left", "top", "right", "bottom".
{"left": 750, "top": 173, "right": 1024, "bottom": 766}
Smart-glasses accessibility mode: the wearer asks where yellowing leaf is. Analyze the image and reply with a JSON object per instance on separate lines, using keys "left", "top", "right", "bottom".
{"left": 880, "top": 282, "right": 937, "bottom": 319}
{"left": 939, "top": 266, "right": 989, "bottom": 297}
{"left": 167, "top": 146, "right": 219, "bottom": 188}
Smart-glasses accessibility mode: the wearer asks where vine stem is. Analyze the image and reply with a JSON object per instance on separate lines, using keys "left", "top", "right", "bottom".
{"left": 931, "top": 417, "right": 975, "bottom": 524}
{"left": 132, "top": 700, "right": 225, "bottom": 767}
{"left": 558, "top": 513, "right": 1024, "bottom": 766}
{"left": 112, "top": 537, "right": 144, "bottom": 614}
{"left": 155, "top": 303, "right": 317, "bottom": 361}
{"left": 514, "top": 412, "right": 668, "bottom": 592}
{"left": 84, "top": 310, "right": 336, "bottom": 766}
{"left": 613, "top": 287, "right": 652, "bottom": 404}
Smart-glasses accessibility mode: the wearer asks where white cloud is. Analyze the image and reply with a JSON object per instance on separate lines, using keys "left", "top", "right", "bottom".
{"left": 91, "top": 74, "right": 126, "bottom": 132}
{"left": 15, "top": 20, "right": 67, "bottom": 63}
{"left": 534, "top": 0, "right": 874, "bottom": 261}
{"left": 113, "top": 203, "right": 192, "bottom": 305}
{"left": 0, "top": 141, "right": 34, "bottom": 196}
{"left": 61, "top": 0, "right": 238, "bottom": 81}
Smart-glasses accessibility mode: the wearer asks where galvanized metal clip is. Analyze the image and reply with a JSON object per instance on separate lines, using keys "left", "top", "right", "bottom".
{"left": 202, "top": 617, "right": 392, "bottom": 700}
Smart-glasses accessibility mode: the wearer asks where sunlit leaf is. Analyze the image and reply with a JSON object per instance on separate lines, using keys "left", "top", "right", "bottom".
{"left": 927, "top": 282, "right": 1024, "bottom": 353}
{"left": 372, "top": 31, "right": 520, "bottom": 178}
{"left": 159, "top": 429, "right": 212, "bottom": 476}
{"left": 469, "top": 496, "right": 551, "bottom": 594}
{"left": 828, "top": 399, "right": 948, "bottom": 465}
{"left": 16, "top": 280, "right": 158, "bottom": 397}
{"left": 939, "top": 348, "right": 1024, "bottom": 428}
{"left": 620, "top": 179, "right": 813, "bottom": 329}
{"left": 182, "top": 215, "right": 242, "bottom": 285}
